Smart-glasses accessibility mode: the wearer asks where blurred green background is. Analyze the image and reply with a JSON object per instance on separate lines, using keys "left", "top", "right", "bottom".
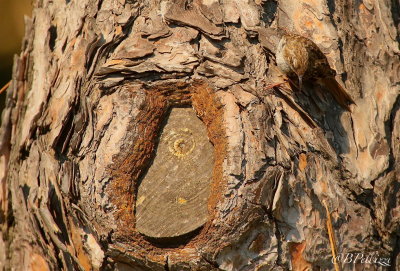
{"left": 0, "top": 0, "right": 31, "bottom": 118}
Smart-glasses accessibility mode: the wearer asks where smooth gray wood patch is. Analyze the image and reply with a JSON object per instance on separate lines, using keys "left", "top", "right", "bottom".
{"left": 135, "top": 107, "right": 214, "bottom": 239}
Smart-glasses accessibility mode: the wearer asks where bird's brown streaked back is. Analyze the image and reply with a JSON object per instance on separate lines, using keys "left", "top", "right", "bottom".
{"left": 276, "top": 33, "right": 355, "bottom": 111}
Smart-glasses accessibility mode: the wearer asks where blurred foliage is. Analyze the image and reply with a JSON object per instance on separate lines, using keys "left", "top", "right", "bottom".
{"left": 0, "top": 0, "right": 31, "bottom": 118}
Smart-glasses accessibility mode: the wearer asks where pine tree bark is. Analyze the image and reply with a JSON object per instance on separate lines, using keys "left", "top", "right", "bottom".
{"left": 0, "top": 0, "right": 399, "bottom": 270}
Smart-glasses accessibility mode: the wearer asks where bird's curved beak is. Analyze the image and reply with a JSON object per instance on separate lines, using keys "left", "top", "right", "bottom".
{"left": 297, "top": 74, "right": 303, "bottom": 90}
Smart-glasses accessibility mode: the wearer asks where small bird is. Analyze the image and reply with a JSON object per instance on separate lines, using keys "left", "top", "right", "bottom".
{"left": 276, "top": 33, "right": 355, "bottom": 111}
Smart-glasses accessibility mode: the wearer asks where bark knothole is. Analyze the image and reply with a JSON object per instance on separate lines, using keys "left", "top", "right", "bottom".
{"left": 135, "top": 106, "right": 214, "bottom": 240}
{"left": 105, "top": 82, "right": 227, "bottom": 265}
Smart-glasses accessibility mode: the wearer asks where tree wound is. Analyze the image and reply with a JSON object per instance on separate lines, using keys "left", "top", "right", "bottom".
{"left": 135, "top": 107, "right": 214, "bottom": 239}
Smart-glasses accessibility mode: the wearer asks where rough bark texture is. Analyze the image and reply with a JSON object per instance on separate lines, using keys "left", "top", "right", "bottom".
{"left": 0, "top": 0, "right": 399, "bottom": 270}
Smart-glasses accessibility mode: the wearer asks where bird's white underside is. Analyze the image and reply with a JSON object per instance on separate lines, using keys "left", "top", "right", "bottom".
{"left": 276, "top": 36, "right": 292, "bottom": 75}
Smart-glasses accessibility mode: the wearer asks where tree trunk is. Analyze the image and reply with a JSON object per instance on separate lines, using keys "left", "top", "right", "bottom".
{"left": 1, "top": 0, "right": 399, "bottom": 270}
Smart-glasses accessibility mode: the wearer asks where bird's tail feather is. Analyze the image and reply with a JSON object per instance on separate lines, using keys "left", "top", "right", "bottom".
{"left": 322, "top": 77, "right": 355, "bottom": 111}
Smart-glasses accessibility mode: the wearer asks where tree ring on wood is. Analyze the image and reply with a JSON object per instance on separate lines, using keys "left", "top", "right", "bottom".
{"left": 166, "top": 128, "right": 196, "bottom": 158}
